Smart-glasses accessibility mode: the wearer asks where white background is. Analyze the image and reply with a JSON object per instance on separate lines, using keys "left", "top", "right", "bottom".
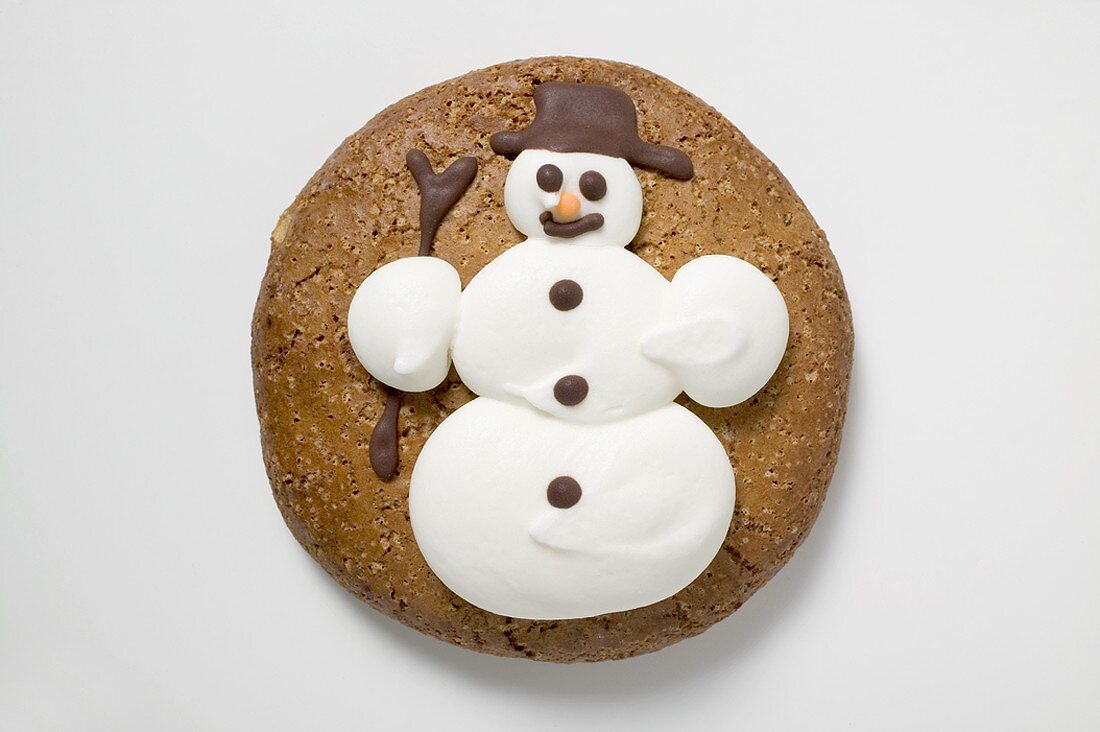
{"left": 2, "top": 1, "right": 1098, "bottom": 730}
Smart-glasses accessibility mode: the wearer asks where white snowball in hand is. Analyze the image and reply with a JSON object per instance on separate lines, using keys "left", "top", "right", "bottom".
{"left": 347, "top": 257, "right": 461, "bottom": 392}
{"left": 643, "top": 255, "right": 789, "bottom": 407}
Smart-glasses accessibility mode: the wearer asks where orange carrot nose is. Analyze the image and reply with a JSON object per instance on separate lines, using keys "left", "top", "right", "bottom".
{"left": 555, "top": 191, "right": 581, "bottom": 219}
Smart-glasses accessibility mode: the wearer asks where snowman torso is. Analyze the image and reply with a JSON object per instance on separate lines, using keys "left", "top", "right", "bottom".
{"left": 452, "top": 239, "right": 681, "bottom": 422}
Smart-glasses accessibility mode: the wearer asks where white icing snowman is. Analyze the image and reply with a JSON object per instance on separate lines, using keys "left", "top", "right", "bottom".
{"left": 347, "top": 82, "right": 789, "bottom": 620}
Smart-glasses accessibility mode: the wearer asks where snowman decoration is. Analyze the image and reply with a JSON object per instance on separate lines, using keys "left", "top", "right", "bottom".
{"left": 348, "top": 83, "right": 789, "bottom": 620}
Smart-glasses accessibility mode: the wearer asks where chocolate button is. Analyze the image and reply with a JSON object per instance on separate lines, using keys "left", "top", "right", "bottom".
{"left": 553, "top": 375, "right": 588, "bottom": 406}
{"left": 549, "top": 279, "right": 583, "bottom": 311}
{"left": 547, "top": 476, "right": 582, "bottom": 509}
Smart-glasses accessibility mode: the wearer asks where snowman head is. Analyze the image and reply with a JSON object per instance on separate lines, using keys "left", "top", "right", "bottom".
{"left": 492, "top": 82, "right": 693, "bottom": 247}
{"left": 502, "top": 150, "right": 642, "bottom": 246}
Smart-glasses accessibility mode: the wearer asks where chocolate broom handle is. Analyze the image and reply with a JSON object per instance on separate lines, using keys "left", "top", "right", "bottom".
{"left": 406, "top": 150, "right": 479, "bottom": 256}
{"left": 368, "top": 150, "right": 478, "bottom": 480}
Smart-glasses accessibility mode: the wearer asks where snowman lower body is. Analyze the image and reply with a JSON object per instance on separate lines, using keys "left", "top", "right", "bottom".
{"left": 409, "top": 397, "right": 735, "bottom": 620}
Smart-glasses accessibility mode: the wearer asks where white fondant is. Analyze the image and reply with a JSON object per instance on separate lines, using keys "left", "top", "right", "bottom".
{"left": 643, "top": 255, "right": 790, "bottom": 407}
{"left": 346, "top": 149, "right": 790, "bottom": 619}
{"left": 409, "top": 397, "right": 734, "bottom": 620}
{"left": 452, "top": 240, "right": 680, "bottom": 423}
{"left": 347, "top": 257, "right": 460, "bottom": 392}
{"left": 503, "top": 150, "right": 642, "bottom": 247}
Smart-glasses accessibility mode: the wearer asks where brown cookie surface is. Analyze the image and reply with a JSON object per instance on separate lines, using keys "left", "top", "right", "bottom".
{"left": 252, "top": 57, "right": 853, "bottom": 662}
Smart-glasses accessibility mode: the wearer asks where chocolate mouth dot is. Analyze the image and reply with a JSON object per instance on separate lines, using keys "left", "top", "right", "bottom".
{"left": 547, "top": 476, "right": 582, "bottom": 509}
{"left": 553, "top": 375, "right": 588, "bottom": 406}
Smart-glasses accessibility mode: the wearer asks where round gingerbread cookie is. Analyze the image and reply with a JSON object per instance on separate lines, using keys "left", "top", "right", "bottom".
{"left": 252, "top": 56, "right": 853, "bottom": 662}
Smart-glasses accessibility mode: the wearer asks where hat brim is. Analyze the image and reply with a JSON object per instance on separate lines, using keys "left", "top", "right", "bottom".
{"left": 489, "top": 131, "right": 525, "bottom": 157}
{"left": 491, "top": 131, "right": 694, "bottom": 181}
{"left": 630, "top": 142, "right": 694, "bottom": 181}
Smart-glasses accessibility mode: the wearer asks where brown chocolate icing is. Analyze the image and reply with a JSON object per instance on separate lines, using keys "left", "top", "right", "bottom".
{"left": 539, "top": 210, "right": 604, "bottom": 238}
{"left": 579, "top": 170, "right": 606, "bottom": 200}
{"left": 367, "top": 150, "right": 478, "bottom": 479}
{"left": 547, "top": 476, "right": 582, "bottom": 509}
{"left": 369, "top": 390, "right": 403, "bottom": 481}
{"left": 553, "top": 375, "right": 589, "bottom": 406}
{"left": 405, "top": 150, "right": 478, "bottom": 257}
{"left": 536, "top": 163, "right": 563, "bottom": 192}
{"left": 491, "top": 82, "right": 693, "bottom": 180}
{"left": 548, "top": 279, "right": 583, "bottom": 311}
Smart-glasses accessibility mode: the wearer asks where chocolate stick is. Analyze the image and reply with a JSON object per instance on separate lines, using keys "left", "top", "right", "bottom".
{"left": 406, "top": 150, "right": 478, "bottom": 257}
{"left": 369, "top": 389, "right": 403, "bottom": 481}
{"left": 368, "top": 150, "right": 478, "bottom": 481}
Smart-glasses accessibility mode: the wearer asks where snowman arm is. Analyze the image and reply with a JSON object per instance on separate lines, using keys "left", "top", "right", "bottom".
{"left": 641, "top": 255, "right": 789, "bottom": 408}
{"left": 347, "top": 257, "right": 462, "bottom": 392}
{"left": 641, "top": 317, "right": 749, "bottom": 374}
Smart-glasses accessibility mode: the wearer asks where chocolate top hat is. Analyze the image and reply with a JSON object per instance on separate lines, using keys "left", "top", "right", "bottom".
{"left": 490, "top": 82, "right": 694, "bottom": 180}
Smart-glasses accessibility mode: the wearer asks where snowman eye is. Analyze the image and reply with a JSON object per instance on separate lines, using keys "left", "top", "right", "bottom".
{"left": 579, "top": 170, "right": 607, "bottom": 201}
{"left": 536, "top": 164, "right": 563, "bottom": 192}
